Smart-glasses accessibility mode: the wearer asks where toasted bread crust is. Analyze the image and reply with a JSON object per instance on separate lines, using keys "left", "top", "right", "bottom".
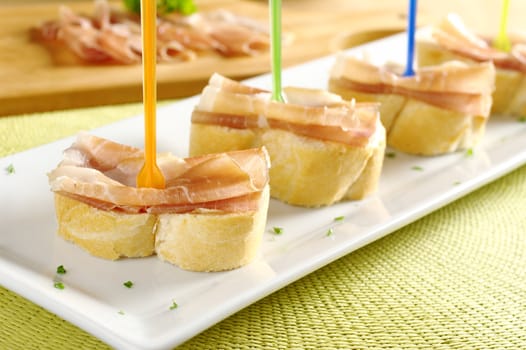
{"left": 155, "top": 186, "right": 269, "bottom": 271}
{"left": 261, "top": 129, "right": 376, "bottom": 206}
{"left": 329, "top": 81, "right": 486, "bottom": 156}
{"left": 54, "top": 187, "right": 269, "bottom": 272}
{"left": 190, "top": 123, "right": 385, "bottom": 206}
{"left": 54, "top": 194, "right": 156, "bottom": 260}
{"left": 417, "top": 40, "right": 524, "bottom": 116}
{"left": 345, "top": 136, "right": 386, "bottom": 200}
{"left": 189, "top": 123, "right": 258, "bottom": 156}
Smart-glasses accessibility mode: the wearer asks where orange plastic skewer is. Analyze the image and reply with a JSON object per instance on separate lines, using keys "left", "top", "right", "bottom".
{"left": 137, "top": 0, "right": 165, "bottom": 189}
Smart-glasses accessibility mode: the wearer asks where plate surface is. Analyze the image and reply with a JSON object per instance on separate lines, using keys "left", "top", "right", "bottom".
{"left": 2, "top": 33, "right": 526, "bottom": 350}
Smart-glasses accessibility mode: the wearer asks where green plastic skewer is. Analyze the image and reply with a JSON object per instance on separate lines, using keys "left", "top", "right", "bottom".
{"left": 494, "top": 0, "right": 511, "bottom": 52}
{"left": 270, "top": 0, "right": 284, "bottom": 102}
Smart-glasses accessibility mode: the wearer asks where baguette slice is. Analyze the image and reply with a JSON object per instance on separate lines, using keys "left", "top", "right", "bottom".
{"left": 416, "top": 14, "right": 526, "bottom": 116}
{"left": 329, "top": 54, "right": 495, "bottom": 156}
{"left": 190, "top": 73, "right": 385, "bottom": 207}
{"left": 155, "top": 185, "right": 269, "bottom": 272}
{"left": 48, "top": 133, "right": 270, "bottom": 272}
{"left": 54, "top": 193, "right": 156, "bottom": 260}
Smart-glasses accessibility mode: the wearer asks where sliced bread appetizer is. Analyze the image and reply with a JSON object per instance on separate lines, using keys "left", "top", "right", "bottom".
{"left": 417, "top": 14, "right": 526, "bottom": 116}
{"left": 48, "top": 133, "right": 270, "bottom": 272}
{"left": 190, "top": 73, "right": 385, "bottom": 207}
{"left": 329, "top": 54, "right": 495, "bottom": 155}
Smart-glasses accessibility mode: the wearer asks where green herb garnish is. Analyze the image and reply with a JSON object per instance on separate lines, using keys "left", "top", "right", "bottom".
{"left": 123, "top": 281, "right": 134, "bottom": 288}
{"left": 5, "top": 164, "right": 15, "bottom": 174}
{"left": 411, "top": 166, "right": 423, "bottom": 171}
{"left": 56, "top": 265, "right": 67, "bottom": 275}
{"left": 118, "top": 310, "right": 125, "bottom": 315}
{"left": 123, "top": 0, "right": 197, "bottom": 15}
{"left": 518, "top": 116, "right": 526, "bottom": 123}
{"left": 272, "top": 227, "right": 283, "bottom": 235}
{"left": 54, "top": 282, "right": 65, "bottom": 290}
{"left": 326, "top": 228, "right": 334, "bottom": 237}
{"left": 334, "top": 216, "right": 345, "bottom": 222}
{"left": 169, "top": 300, "right": 178, "bottom": 310}
{"left": 465, "top": 148, "right": 474, "bottom": 157}
{"left": 453, "top": 181, "right": 461, "bottom": 186}
{"left": 386, "top": 152, "right": 396, "bottom": 158}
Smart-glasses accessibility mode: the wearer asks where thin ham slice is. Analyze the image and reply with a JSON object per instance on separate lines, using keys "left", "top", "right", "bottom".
{"left": 48, "top": 133, "right": 270, "bottom": 214}
{"left": 184, "top": 9, "right": 270, "bottom": 56}
{"left": 329, "top": 55, "right": 494, "bottom": 117}
{"left": 32, "top": 0, "right": 273, "bottom": 64}
{"left": 427, "top": 13, "right": 526, "bottom": 73}
{"left": 192, "top": 74, "right": 379, "bottom": 148}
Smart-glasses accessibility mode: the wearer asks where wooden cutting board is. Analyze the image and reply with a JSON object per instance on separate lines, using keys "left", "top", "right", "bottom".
{"left": 2, "top": 0, "right": 524, "bottom": 116}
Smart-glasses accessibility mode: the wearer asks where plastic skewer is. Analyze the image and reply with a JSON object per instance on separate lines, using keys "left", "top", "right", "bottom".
{"left": 270, "top": 0, "right": 284, "bottom": 102}
{"left": 403, "top": 0, "right": 418, "bottom": 77}
{"left": 137, "top": 0, "right": 165, "bottom": 189}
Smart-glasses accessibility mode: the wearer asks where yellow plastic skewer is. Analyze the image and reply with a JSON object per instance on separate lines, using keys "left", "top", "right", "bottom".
{"left": 137, "top": 0, "right": 165, "bottom": 189}
{"left": 494, "top": 0, "right": 511, "bottom": 52}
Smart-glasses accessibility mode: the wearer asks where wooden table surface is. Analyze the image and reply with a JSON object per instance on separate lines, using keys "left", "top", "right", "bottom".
{"left": 1, "top": 0, "right": 525, "bottom": 116}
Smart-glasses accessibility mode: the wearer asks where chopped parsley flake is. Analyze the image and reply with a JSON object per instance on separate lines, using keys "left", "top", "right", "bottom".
{"left": 411, "top": 166, "right": 423, "bottom": 171}
{"left": 519, "top": 116, "right": 526, "bottom": 123}
{"left": 272, "top": 227, "right": 283, "bottom": 235}
{"left": 56, "top": 265, "right": 67, "bottom": 275}
{"left": 386, "top": 152, "right": 396, "bottom": 158}
{"left": 453, "top": 181, "right": 461, "bottom": 186}
{"left": 334, "top": 216, "right": 345, "bottom": 222}
{"left": 5, "top": 164, "right": 15, "bottom": 174}
{"left": 169, "top": 300, "right": 178, "bottom": 310}
{"left": 123, "top": 281, "right": 134, "bottom": 288}
{"left": 326, "top": 228, "right": 334, "bottom": 237}
{"left": 54, "top": 282, "right": 65, "bottom": 290}
{"left": 118, "top": 310, "right": 125, "bottom": 315}
{"left": 465, "top": 148, "right": 474, "bottom": 157}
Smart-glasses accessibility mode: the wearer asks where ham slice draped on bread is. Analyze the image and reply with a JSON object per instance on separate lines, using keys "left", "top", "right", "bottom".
{"left": 419, "top": 14, "right": 526, "bottom": 73}
{"left": 49, "top": 132, "right": 269, "bottom": 213}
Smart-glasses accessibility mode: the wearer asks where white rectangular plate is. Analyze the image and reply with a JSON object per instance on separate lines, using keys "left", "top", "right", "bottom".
{"left": 2, "top": 33, "right": 526, "bottom": 350}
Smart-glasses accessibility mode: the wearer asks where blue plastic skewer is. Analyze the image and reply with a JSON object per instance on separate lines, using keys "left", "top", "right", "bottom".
{"left": 403, "top": 0, "right": 418, "bottom": 77}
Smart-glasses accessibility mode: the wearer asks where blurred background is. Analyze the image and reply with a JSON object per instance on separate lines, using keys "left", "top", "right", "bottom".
{"left": 1, "top": 0, "right": 525, "bottom": 116}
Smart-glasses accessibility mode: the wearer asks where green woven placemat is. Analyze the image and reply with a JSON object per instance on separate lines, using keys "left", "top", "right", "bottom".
{"left": 0, "top": 103, "right": 144, "bottom": 156}
{"left": 1, "top": 107, "right": 525, "bottom": 349}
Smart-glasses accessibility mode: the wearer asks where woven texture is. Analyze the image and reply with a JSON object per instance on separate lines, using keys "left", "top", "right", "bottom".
{"left": 1, "top": 106, "right": 526, "bottom": 349}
